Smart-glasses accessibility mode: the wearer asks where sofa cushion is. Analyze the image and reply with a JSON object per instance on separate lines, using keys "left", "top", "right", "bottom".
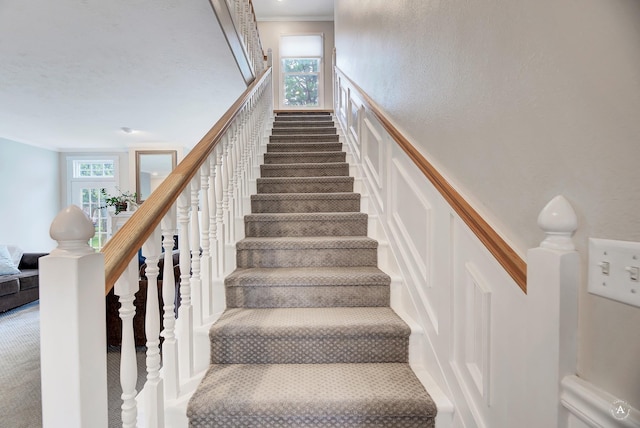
{"left": 0, "top": 245, "right": 20, "bottom": 276}
{"left": 0, "top": 278, "right": 19, "bottom": 297}
{"left": 17, "top": 270, "right": 39, "bottom": 291}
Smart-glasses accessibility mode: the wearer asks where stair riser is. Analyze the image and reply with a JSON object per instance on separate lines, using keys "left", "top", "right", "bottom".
{"left": 271, "top": 127, "right": 337, "bottom": 135}
{"left": 226, "top": 285, "right": 390, "bottom": 308}
{"left": 263, "top": 152, "right": 346, "bottom": 164}
{"left": 257, "top": 180, "right": 354, "bottom": 194}
{"left": 267, "top": 143, "right": 342, "bottom": 152}
{"left": 236, "top": 247, "right": 377, "bottom": 268}
{"left": 275, "top": 116, "right": 333, "bottom": 122}
{"left": 270, "top": 134, "right": 340, "bottom": 143}
{"left": 245, "top": 218, "right": 367, "bottom": 237}
{"left": 273, "top": 121, "right": 335, "bottom": 128}
{"left": 260, "top": 164, "right": 349, "bottom": 177}
{"left": 210, "top": 336, "right": 408, "bottom": 364}
{"left": 251, "top": 197, "right": 361, "bottom": 213}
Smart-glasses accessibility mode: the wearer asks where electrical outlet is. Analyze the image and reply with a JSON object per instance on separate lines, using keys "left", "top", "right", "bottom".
{"left": 588, "top": 238, "right": 640, "bottom": 308}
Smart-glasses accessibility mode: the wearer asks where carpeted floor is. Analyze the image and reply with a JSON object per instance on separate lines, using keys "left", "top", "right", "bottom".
{"left": 0, "top": 301, "right": 146, "bottom": 428}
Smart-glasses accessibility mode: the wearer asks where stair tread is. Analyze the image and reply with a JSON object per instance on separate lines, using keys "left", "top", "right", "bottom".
{"left": 187, "top": 363, "right": 436, "bottom": 423}
{"left": 251, "top": 192, "right": 359, "bottom": 200}
{"left": 211, "top": 307, "right": 410, "bottom": 337}
{"left": 260, "top": 161, "right": 348, "bottom": 169}
{"left": 257, "top": 176, "right": 353, "bottom": 183}
{"left": 226, "top": 266, "right": 390, "bottom": 287}
{"left": 237, "top": 236, "right": 378, "bottom": 250}
{"left": 244, "top": 212, "right": 367, "bottom": 222}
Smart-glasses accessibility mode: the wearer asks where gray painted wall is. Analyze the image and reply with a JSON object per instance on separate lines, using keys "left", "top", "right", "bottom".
{"left": 0, "top": 139, "right": 60, "bottom": 252}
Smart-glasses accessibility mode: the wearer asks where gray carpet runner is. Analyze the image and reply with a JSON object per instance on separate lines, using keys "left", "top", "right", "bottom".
{"left": 187, "top": 111, "right": 437, "bottom": 427}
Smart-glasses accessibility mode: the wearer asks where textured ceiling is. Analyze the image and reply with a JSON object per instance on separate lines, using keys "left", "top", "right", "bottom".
{"left": 0, "top": 0, "right": 247, "bottom": 152}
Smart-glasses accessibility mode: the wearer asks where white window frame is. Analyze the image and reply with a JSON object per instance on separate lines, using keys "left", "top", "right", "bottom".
{"left": 66, "top": 156, "right": 120, "bottom": 250}
{"left": 279, "top": 33, "right": 324, "bottom": 109}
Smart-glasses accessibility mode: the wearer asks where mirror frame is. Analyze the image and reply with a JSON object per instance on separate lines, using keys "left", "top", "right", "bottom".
{"left": 135, "top": 150, "right": 177, "bottom": 204}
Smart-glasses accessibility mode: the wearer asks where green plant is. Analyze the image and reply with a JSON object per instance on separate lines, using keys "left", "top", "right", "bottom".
{"left": 100, "top": 188, "right": 137, "bottom": 214}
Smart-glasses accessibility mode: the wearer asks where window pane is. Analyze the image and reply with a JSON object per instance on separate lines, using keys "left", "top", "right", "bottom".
{"left": 282, "top": 58, "right": 319, "bottom": 73}
{"left": 284, "top": 74, "right": 319, "bottom": 106}
{"left": 73, "top": 160, "right": 115, "bottom": 178}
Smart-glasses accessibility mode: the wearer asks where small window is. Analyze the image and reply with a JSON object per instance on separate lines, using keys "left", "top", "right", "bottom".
{"left": 282, "top": 58, "right": 321, "bottom": 107}
{"left": 73, "top": 160, "right": 115, "bottom": 179}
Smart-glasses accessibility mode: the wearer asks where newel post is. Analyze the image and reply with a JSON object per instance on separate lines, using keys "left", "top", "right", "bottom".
{"left": 526, "top": 195, "right": 580, "bottom": 428}
{"left": 40, "top": 205, "right": 108, "bottom": 428}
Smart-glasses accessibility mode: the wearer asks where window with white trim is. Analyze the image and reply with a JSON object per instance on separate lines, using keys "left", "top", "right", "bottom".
{"left": 280, "top": 34, "right": 323, "bottom": 108}
{"left": 68, "top": 157, "right": 119, "bottom": 250}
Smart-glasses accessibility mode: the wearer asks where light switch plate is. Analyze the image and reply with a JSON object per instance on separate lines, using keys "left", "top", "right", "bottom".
{"left": 588, "top": 238, "right": 640, "bottom": 308}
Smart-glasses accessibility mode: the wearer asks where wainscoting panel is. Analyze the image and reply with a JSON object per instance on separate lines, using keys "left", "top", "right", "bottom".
{"left": 362, "top": 117, "right": 385, "bottom": 210}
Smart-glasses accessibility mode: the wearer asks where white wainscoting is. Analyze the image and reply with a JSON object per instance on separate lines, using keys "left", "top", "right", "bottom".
{"left": 334, "top": 73, "right": 586, "bottom": 428}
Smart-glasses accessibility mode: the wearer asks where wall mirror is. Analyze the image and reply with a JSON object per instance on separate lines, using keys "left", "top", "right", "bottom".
{"left": 135, "top": 150, "right": 177, "bottom": 204}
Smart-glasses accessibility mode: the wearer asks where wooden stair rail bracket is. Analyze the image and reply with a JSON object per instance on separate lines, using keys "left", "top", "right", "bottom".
{"left": 101, "top": 67, "right": 272, "bottom": 295}
{"left": 335, "top": 67, "right": 527, "bottom": 293}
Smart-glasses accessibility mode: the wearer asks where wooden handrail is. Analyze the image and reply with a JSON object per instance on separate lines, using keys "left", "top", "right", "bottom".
{"left": 102, "top": 67, "right": 272, "bottom": 294}
{"left": 335, "top": 67, "right": 527, "bottom": 293}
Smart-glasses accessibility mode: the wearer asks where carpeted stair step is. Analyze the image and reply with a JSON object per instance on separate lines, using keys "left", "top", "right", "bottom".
{"left": 251, "top": 192, "right": 361, "bottom": 213}
{"left": 187, "top": 363, "right": 437, "bottom": 427}
{"left": 266, "top": 142, "right": 342, "bottom": 152}
{"left": 271, "top": 126, "right": 337, "bottom": 135}
{"left": 236, "top": 236, "right": 378, "bottom": 268}
{"left": 273, "top": 120, "right": 335, "bottom": 128}
{"left": 209, "top": 307, "right": 410, "bottom": 364}
{"left": 257, "top": 176, "right": 354, "bottom": 193}
{"left": 275, "top": 115, "right": 333, "bottom": 122}
{"left": 244, "top": 212, "right": 368, "bottom": 237}
{"left": 225, "top": 266, "right": 391, "bottom": 308}
{"left": 260, "top": 162, "right": 349, "bottom": 178}
{"left": 270, "top": 133, "right": 340, "bottom": 143}
{"left": 263, "top": 151, "right": 346, "bottom": 164}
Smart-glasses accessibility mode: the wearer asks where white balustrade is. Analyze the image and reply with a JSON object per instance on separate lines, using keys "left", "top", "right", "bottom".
{"left": 40, "top": 69, "right": 272, "bottom": 428}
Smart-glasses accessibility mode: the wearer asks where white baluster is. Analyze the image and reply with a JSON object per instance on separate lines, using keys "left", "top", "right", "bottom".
{"left": 40, "top": 205, "right": 108, "bottom": 428}
{"left": 142, "top": 227, "right": 163, "bottom": 428}
{"left": 160, "top": 211, "right": 179, "bottom": 400}
{"left": 177, "top": 189, "right": 193, "bottom": 380}
{"left": 116, "top": 257, "right": 141, "bottom": 428}
{"left": 215, "top": 143, "right": 227, "bottom": 274}
{"left": 200, "top": 161, "right": 212, "bottom": 321}
{"left": 224, "top": 131, "right": 236, "bottom": 243}
{"left": 190, "top": 172, "right": 203, "bottom": 328}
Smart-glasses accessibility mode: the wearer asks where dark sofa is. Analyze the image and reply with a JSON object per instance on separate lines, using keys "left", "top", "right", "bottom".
{"left": 0, "top": 253, "right": 47, "bottom": 313}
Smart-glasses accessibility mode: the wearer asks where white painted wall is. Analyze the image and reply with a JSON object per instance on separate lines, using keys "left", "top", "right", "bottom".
{"left": 257, "top": 21, "right": 335, "bottom": 110}
{"left": 335, "top": 0, "right": 640, "bottom": 412}
{"left": 0, "top": 138, "right": 60, "bottom": 252}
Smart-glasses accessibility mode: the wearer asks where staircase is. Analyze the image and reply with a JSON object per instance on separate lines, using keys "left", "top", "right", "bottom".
{"left": 187, "top": 112, "right": 437, "bottom": 427}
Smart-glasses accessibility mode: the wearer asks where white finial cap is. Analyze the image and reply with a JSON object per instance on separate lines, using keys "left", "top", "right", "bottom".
{"left": 537, "top": 195, "right": 578, "bottom": 251}
{"left": 49, "top": 205, "right": 96, "bottom": 255}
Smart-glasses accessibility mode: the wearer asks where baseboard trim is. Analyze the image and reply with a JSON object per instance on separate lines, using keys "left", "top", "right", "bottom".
{"left": 561, "top": 375, "right": 640, "bottom": 428}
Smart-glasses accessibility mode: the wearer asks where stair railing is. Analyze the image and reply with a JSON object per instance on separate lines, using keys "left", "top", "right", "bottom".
{"left": 40, "top": 66, "right": 273, "bottom": 428}
{"left": 210, "top": 0, "right": 265, "bottom": 85}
